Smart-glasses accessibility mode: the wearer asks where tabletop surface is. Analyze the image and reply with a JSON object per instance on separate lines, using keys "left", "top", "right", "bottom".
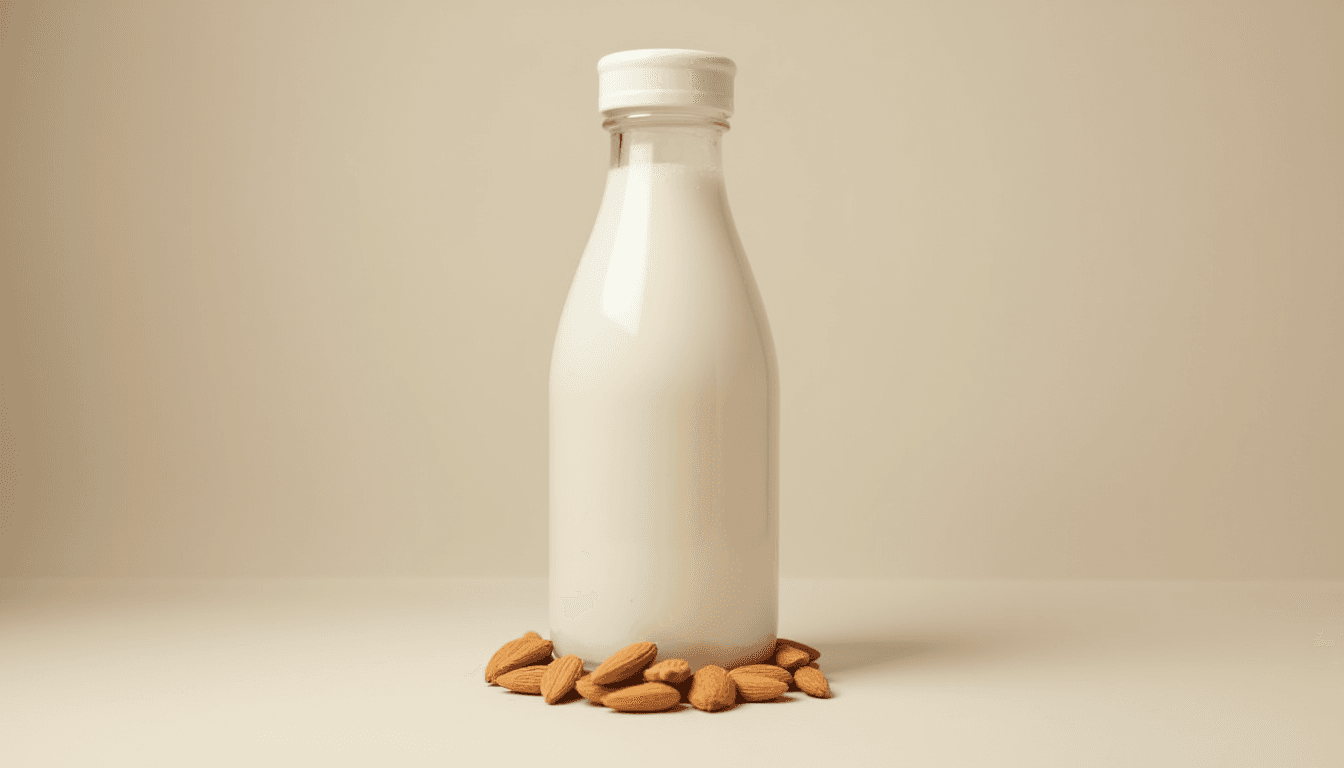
{"left": 1, "top": 577, "right": 1340, "bottom": 767}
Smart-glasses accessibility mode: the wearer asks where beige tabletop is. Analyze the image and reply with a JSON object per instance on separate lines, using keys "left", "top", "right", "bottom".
{"left": 0, "top": 577, "right": 1339, "bottom": 767}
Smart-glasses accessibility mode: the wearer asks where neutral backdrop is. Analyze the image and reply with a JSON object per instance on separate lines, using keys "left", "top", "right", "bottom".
{"left": 0, "top": 0, "right": 1340, "bottom": 578}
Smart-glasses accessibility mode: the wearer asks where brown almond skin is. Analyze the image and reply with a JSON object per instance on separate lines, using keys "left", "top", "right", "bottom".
{"left": 484, "top": 631, "right": 543, "bottom": 683}
{"left": 729, "top": 664, "right": 792, "bottom": 685}
{"left": 540, "top": 654, "right": 585, "bottom": 704}
{"left": 602, "top": 682, "right": 682, "bottom": 713}
{"left": 776, "top": 637, "right": 822, "bottom": 663}
{"left": 688, "top": 665, "right": 737, "bottom": 712}
{"left": 590, "top": 641, "right": 658, "bottom": 685}
{"left": 793, "top": 665, "right": 832, "bottom": 698}
{"left": 575, "top": 672, "right": 637, "bottom": 706}
{"left": 574, "top": 672, "right": 609, "bottom": 704}
{"left": 495, "top": 664, "right": 549, "bottom": 695}
{"left": 734, "top": 674, "right": 790, "bottom": 702}
{"left": 643, "top": 658, "right": 692, "bottom": 684}
{"left": 489, "top": 636, "right": 554, "bottom": 683}
{"left": 774, "top": 644, "right": 810, "bottom": 670}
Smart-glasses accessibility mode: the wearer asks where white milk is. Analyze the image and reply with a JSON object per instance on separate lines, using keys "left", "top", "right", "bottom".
{"left": 549, "top": 51, "right": 779, "bottom": 673}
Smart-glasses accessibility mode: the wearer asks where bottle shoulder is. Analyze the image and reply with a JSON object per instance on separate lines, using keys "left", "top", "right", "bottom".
{"left": 551, "top": 162, "right": 776, "bottom": 395}
{"left": 551, "top": 237, "right": 776, "bottom": 397}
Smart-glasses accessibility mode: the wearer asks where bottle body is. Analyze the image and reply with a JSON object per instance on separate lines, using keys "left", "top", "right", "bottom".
{"left": 549, "top": 112, "right": 779, "bottom": 672}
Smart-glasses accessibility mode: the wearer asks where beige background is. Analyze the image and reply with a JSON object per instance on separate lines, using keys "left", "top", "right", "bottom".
{"left": 0, "top": 0, "right": 1340, "bottom": 578}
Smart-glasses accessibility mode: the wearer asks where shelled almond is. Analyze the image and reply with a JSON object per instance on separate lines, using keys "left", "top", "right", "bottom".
{"left": 494, "top": 664, "right": 549, "bottom": 695}
{"left": 643, "top": 658, "right": 692, "bottom": 684}
{"left": 484, "top": 634, "right": 834, "bottom": 713}
{"left": 774, "top": 643, "right": 810, "bottom": 670}
{"left": 728, "top": 664, "right": 792, "bottom": 686}
{"left": 776, "top": 637, "right": 822, "bottom": 662}
{"left": 540, "top": 654, "right": 586, "bottom": 704}
{"left": 485, "top": 632, "right": 553, "bottom": 684}
{"left": 575, "top": 672, "right": 638, "bottom": 705}
{"left": 687, "top": 664, "right": 737, "bottom": 712}
{"left": 793, "top": 664, "right": 832, "bottom": 698}
{"left": 589, "top": 641, "right": 659, "bottom": 685}
{"left": 603, "top": 682, "right": 683, "bottom": 712}
{"left": 732, "top": 673, "right": 789, "bottom": 702}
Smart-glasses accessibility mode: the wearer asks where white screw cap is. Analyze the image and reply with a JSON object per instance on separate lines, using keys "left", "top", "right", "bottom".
{"left": 597, "top": 49, "right": 736, "bottom": 118}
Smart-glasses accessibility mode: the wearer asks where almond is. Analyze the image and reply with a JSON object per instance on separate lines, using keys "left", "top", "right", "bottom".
{"left": 602, "top": 682, "right": 682, "bottom": 713}
{"left": 574, "top": 672, "right": 612, "bottom": 705}
{"left": 540, "top": 654, "right": 585, "bottom": 704}
{"left": 590, "top": 641, "right": 658, "bottom": 685}
{"left": 487, "top": 634, "right": 554, "bottom": 684}
{"left": 495, "top": 664, "right": 549, "bottom": 695}
{"left": 643, "top": 658, "right": 692, "bottom": 684}
{"left": 575, "top": 672, "right": 638, "bottom": 706}
{"left": 777, "top": 637, "right": 822, "bottom": 663}
{"left": 793, "top": 664, "right": 832, "bottom": 698}
{"left": 687, "top": 665, "right": 737, "bottom": 712}
{"left": 484, "top": 631, "right": 542, "bottom": 683}
{"left": 774, "top": 643, "right": 810, "bottom": 670}
{"left": 729, "top": 664, "right": 792, "bottom": 685}
{"left": 733, "top": 674, "right": 789, "bottom": 702}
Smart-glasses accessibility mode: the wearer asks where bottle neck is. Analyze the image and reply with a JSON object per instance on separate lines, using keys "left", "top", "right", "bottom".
{"left": 602, "top": 110, "right": 729, "bottom": 176}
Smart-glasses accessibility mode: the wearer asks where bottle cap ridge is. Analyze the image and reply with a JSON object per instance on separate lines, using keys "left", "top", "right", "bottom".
{"left": 597, "top": 49, "right": 736, "bottom": 118}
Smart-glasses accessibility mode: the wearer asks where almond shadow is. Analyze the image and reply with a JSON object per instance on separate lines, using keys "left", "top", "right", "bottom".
{"left": 610, "top": 703, "right": 691, "bottom": 714}
{"left": 747, "top": 694, "right": 800, "bottom": 704}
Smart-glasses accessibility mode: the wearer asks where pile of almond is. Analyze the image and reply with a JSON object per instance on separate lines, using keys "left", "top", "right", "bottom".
{"left": 484, "top": 632, "right": 832, "bottom": 713}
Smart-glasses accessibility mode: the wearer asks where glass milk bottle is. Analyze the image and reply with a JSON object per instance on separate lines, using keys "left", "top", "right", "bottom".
{"left": 549, "top": 49, "right": 779, "bottom": 673}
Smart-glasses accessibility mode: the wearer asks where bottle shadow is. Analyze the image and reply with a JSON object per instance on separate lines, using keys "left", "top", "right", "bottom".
{"left": 809, "top": 636, "right": 993, "bottom": 675}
